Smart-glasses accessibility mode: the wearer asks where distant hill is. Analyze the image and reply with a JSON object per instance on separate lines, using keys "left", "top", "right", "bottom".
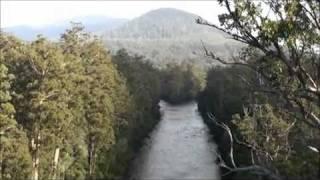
{"left": 3, "top": 8, "right": 243, "bottom": 66}
{"left": 103, "top": 8, "right": 243, "bottom": 66}
{"left": 3, "top": 16, "right": 128, "bottom": 41}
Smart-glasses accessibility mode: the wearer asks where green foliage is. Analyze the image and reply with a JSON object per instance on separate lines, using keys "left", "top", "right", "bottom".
{"left": 198, "top": 0, "right": 320, "bottom": 179}
{"left": 198, "top": 65, "right": 252, "bottom": 121}
{"left": 94, "top": 49, "right": 162, "bottom": 179}
{"left": 215, "top": 0, "right": 320, "bottom": 128}
{"left": 0, "top": 61, "right": 32, "bottom": 179}
{"left": 160, "top": 63, "right": 204, "bottom": 104}
{"left": 0, "top": 15, "right": 240, "bottom": 180}
{"left": 233, "top": 104, "right": 291, "bottom": 163}
{"left": 197, "top": 65, "right": 255, "bottom": 171}
{"left": 198, "top": 65, "right": 319, "bottom": 179}
{"left": 0, "top": 25, "right": 162, "bottom": 180}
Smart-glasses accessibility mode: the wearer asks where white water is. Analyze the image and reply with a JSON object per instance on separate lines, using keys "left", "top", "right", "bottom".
{"left": 129, "top": 100, "right": 220, "bottom": 180}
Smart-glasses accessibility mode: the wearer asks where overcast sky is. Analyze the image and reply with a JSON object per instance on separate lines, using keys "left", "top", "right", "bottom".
{"left": 1, "top": 1, "right": 227, "bottom": 28}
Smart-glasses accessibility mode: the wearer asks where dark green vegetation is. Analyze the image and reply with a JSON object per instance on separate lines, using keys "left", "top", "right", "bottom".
{"left": 2, "top": 1, "right": 319, "bottom": 180}
{"left": 198, "top": 0, "right": 319, "bottom": 180}
{"left": 160, "top": 63, "right": 204, "bottom": 104}
{"left": 199, "top": 65, "right": 319, "bottom": 179}
{"left": 0, "top": 23, "right": 203, "bottom": 179}
{"left": 0, "top": 24, "right": 162, "bottom": 180}
{"left": 95, "top": 49, "right": 163, "bottom": 179}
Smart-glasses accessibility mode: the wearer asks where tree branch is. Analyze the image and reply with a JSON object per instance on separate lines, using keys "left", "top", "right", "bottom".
{"left": 207, "top": 113, "right": 282, "bottom": 180}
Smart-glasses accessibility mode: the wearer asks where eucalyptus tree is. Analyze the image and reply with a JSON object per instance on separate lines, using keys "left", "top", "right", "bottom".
{"left": 0, "top": 62, "right": 31, "bottom": 180}
{"left": 197, "top": 0, "right": 320, "bottom": 179}
{"left": 198, "top": 0, "right": 320, "bottom": 129}
{"left": 0, "top": 32, "right": 77, "bottom": 180}
{"left": 60, "top": 24, "right": 131, "bottom": 179}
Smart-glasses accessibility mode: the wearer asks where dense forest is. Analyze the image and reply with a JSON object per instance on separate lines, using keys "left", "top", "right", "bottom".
{"left": 0, "top": 23, "right": 202, "bottom": 179}
{"left": 1, "top": 0, "right": 320, "bottom": 180}
{"left": 198, "top": 0, "right": 319, "bottom": 180}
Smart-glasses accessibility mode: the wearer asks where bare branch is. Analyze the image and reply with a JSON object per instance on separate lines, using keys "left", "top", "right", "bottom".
{"left": 28, "top": 58, "right": 42, "bottom": 76}
{"left": 222, "top": 165, "right": 282, "bottom": 180}
{"left": 208, "top": 112, "right": 237, "bottom": 168}
{"left": 207, "top": 113, "right": 282, "bottom": 180}
{"left": 200, "top": 40, "right": 256, "bottom": 71}
{"left": 39, "top": 91, "right": 59, "bottom": 105}
{"left": 196, "top": 17, "right": 248, "bottom": 45}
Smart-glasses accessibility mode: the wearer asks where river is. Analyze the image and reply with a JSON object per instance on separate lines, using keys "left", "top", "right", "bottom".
{"left": 129, "top": 100, "right": 220, "bottom": 180}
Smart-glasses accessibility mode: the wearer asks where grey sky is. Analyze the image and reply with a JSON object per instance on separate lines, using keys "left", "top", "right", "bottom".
{"left": 0, "top": 1, "right": 226, "bottom": 28}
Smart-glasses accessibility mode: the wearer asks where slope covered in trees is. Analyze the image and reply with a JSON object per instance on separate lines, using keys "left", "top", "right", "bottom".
{"left": 198, "top": 65, "right": 319, "bottom": 180}
{"left": 104, "top": 8, "right": 243, "bottom": 66}
{"left": 0, "top": 24, "right": 164, "bottom": 180}
{"left": 198, "top": 0, "right": 319, "bottom": 180}
{"left": 2, "top": 1, "right": 317, "bottom": 179}
{"left": 0, "top": 21, "right": 204, "bottom": 179}
{"left": 160, "top": 63, "right": 204, "bottom": 104}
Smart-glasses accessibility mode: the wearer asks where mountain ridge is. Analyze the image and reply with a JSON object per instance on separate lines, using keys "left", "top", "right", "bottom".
{"left": 2, "top": 8, "right": 242, "bottom": 66}
{"left": 3, "top": 16, "right": 128, "bottom": 41}
{"left": 103, "top": 8, "right": 241, "bottom": 66}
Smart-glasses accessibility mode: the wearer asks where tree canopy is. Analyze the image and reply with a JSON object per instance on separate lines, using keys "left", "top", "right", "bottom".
{"left": 197, "top": 0, "right": 319, "bottom": 179}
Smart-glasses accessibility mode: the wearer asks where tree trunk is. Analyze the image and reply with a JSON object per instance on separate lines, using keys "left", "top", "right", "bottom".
{"left": 318, "top": 152, "right": 320, "bottom": 179}
{"left": 88, "top": 136, "right": 95, "bottom": 180}
{"left": 51, "top": 147, "right": 60, "bottom": 180}
{"left": 31, "top": 133, "right": 40, "bottom": 180}
{"left": 0, "top": 134, "right": 3, "bottom": 179}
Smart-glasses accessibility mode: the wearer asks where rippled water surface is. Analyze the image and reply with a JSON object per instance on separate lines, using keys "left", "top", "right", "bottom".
{"left": 129, "top": 101, "right": 220, "bottom": 180}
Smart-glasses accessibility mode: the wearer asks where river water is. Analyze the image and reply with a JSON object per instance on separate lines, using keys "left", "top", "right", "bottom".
{"left": 129, "top": 100, "right": 220, "bottom": 180}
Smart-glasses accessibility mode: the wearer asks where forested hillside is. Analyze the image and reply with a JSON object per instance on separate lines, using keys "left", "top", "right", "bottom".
{"left": 0, "top": 24, "right": 159, "bottom": 180}
{"left": 1, "top": 1, "right": 319, "bottom": 180}
{"left": 0, "top": 23, "right": 203, "bottom": 180}
{"left": 4, "top": 8, "right": 243, "bottom": 67}
{"left": 104, "top": 8, "right": 243, "bottom": 66}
